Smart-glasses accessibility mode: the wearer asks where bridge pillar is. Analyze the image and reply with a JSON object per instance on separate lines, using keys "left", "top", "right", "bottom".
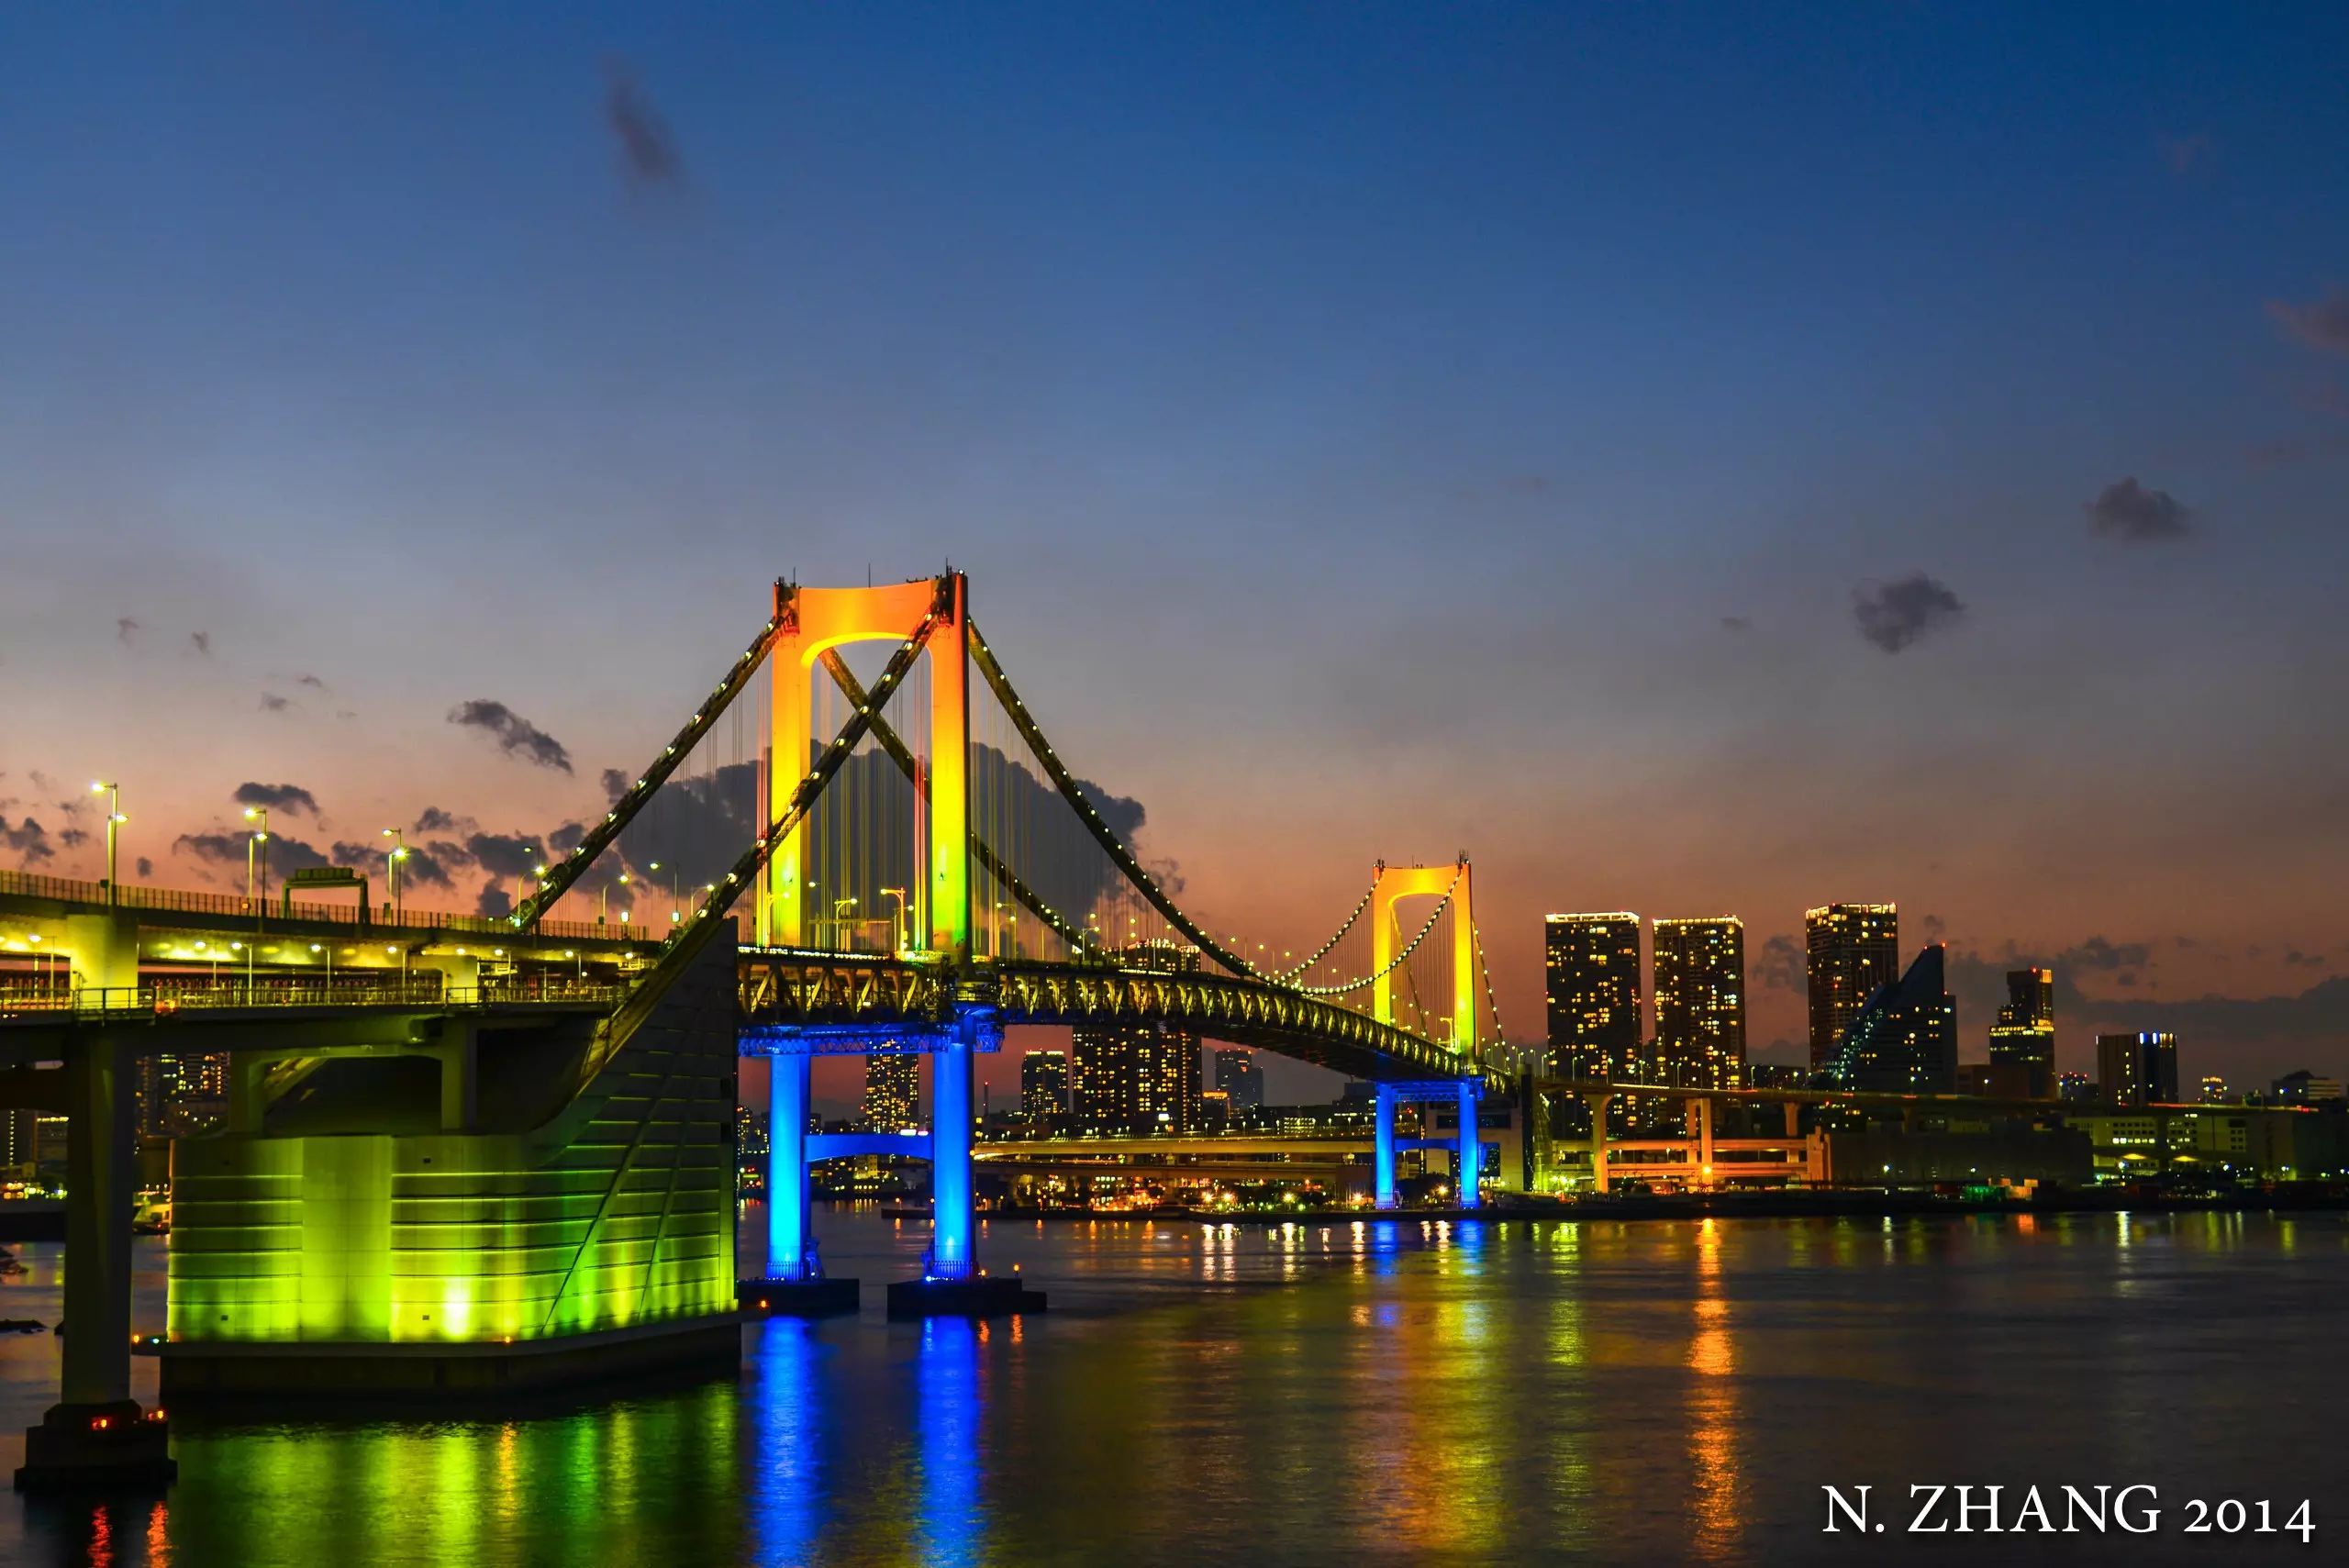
{"left": 1689, "top": 1095, "right": 1715, "bottom": 1188}
{"left": 1585, "top": 1091, "right": 1613, "bottom": 1195}
{"left": 60, "top": 910, "right": 138, "bottom": 997}
{"left": 765, "top": 1057, "right": 814, "bottom": 1281}
{"left": 1374, "top": 1084, "right": 1399, "bottom": 1209}
{"left": 1783, "top": 1101, "right": 1800, "bottom": 1140}
{"left": 15, "top": 1032, "right": 174, "bottom": 1490}
{"left": 928, "top": 1028, "right": 976, "bottom": 1281}
{"left": 1454, "top": 1081, "right": 1483, "bottom": 1209}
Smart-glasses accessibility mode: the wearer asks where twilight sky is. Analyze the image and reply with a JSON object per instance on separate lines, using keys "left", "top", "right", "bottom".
{"left": 4, "top": 6, "right": 2347, "bottom": 1103}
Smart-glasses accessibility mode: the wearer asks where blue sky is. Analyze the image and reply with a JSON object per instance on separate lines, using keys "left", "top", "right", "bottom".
{"left": 4, "top": 6, "right": 2347, "bottom": 1094}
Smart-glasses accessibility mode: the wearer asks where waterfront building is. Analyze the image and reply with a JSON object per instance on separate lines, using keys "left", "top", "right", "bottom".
{"left": 2095, "top": 1032, "right": 2178, "bottom": 1107}
{"left": 1021, "top": 1050, "right": 1069, "bottom": 1117}
{"left": 1805, "top": 904, "right": 1899, "bottom": 1070}
{"left": 2199, "top": 1074, "right": 2231, "bottom": 1104}
{"left": 1544, "top": 913, "right": 1643, "bottom": 1080}
{"left": 1652, "top": 917, "right": 1745, "bottom": 1088}
{"left": 1828, "top": 943, "right": 1956, "bottom": 1093}
{"left": 137, "top": 1050, "right": 228, "bottom": 1139}
{"left": 863, "top": 1053, "right": 921, "bottom": 1131}
{"left": 1987, "top": 966, "right": 2057, "bottom": 1098}
{"left": 2273, "top": 1069, "right": 2344, "bottom": 1106}
{"left": 1073, "top": 942, "right": 1205, "bottom": 1133}
{"left": 1212, "top": 1048, "right": 1265, "bottom": 1108}
{"left": 2058, "top": 1071, "right": 2096, "bottom": 1104}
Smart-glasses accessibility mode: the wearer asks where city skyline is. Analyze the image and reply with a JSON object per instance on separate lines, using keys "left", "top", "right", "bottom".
{"left": 6, "top": 7, "right": 2348, "bottom": 1097}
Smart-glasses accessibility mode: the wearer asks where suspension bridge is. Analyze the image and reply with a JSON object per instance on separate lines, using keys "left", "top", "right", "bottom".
{"left": 0, "top": 571, "right": 1510, "bottom": 1487}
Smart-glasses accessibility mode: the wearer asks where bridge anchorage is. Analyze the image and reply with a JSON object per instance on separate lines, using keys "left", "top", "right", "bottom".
{"left": 3, "top": 570, "right": 1506, "bottom": 1482}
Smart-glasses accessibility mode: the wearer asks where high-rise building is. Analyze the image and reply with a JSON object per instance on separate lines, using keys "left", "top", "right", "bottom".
{"left": 1019, "top": 1050, "right": 1069, "bottom": 1118}
{"left": 1652, "top": 917, "right": 1744, "bottom": 1088}
{"left": 1829, "top": 943, "right": 1956, "bottom": 1093}
{"left": 1212, "top": 1048, "right": 1265, "bottom": 1109}
{"left": 137, "top": 1050, "right": 228, "bottom": 1139}
{"left": 1805, "top": 904, "right": 1899, "bottom": 1071}
{"left": 2095, "top": 1032, "right": 2178, "bottom": 1108}
{"left": 862, "top": 1053, "right": 920, "bottom": 1130}
{"left": 1987, "top": 966, "right": 2057, "bottom": 1099}
{"left": 1543, "top": 914, "right": 1643, "bottom": 1080}
{"left": 1073, "top": 943, "right": 1204, "bottom": 1133}
{"left": 2198, "top": 1074, "right": 2231, "bottom": 1104}
{"left": 2272, "top": 1069, "right": 2344, "bottom": 1105}
{"left": 2058, "top": 1071, "right": 2096, "bottom": 1104}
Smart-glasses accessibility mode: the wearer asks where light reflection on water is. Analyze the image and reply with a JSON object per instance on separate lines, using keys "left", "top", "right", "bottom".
{"left": 0, "top": 1210, "right": 2339, "bottom": 1565}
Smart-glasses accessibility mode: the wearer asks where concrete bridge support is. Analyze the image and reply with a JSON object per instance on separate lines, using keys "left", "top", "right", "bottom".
{"left": 14, "top": 1031, "right": 175, "bottom": 1491}
{"left": 1586, "top": 1091, "right": 1614, "bottom": 1195}
{"left": 1454, "top": 1080, "right": 1484, "bottom": 1209}
{"left": 1375, "top": 1084, "right": 1399, "bottom": 1209}
{"left": 765, "top": 1057, "right": 814, "bottom": 1282}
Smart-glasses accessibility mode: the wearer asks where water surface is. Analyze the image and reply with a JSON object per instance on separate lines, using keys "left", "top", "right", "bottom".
{"left": 0, "top": 1209, "right": 2338, "bottom": 1565}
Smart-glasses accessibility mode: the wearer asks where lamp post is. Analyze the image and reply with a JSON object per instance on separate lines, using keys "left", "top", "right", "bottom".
{"left": 830, "top": 897, "right": 857, "bottom": 952}
{"left": 89, "top": 782, "right": 125, "bottom": 902}
{"left": 650, "top": 862, "right": 677, "bottom": 925}
{"left": 241, "top": 806, "right": 270, "bottom": 907}
{"left": 382, "top": 828, "right": 408, "bottom": 926}
{"left": 310, "top": 941, "right": 331, "bottom": 997}
{"left": 879, "top": 886, "right": 907, "bottom": 952}
{"left": 601, "top": 873, "right": 631, "bottom": 930}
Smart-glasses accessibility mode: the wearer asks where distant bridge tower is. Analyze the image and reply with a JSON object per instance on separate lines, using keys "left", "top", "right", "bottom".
{"left": 765, "top": 574, "right": 971, "bottom": 960}
{"left": 1370, "top": 857, "right": 1477, "bottom": 1053}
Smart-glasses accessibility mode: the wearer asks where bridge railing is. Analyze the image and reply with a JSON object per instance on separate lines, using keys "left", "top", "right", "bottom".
{"left": 0, "top": 976, "right": 629, "bottom": 1018}
{"left": 0, "top": 867, "right": 660, "bottom": 944}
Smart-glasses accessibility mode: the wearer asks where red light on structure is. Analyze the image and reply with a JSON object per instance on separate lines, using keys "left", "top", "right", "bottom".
{"left": 90, "top": 1417, "right": 110, "bottom": 1430}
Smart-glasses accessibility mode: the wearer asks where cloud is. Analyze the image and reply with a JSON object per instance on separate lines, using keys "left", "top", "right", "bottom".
{"left": 0, "top": 816, "right": 57, "bottom": 866}
{"left": 296, "top": 673, "right": 327, "bottom": 690}
{"left": 2268, "top": 287, "right": 2349, "bottom": 357}
{"left": 1920, "top": 913, "right": 1947, "bottom": 942}
{"left": 260, "top": 693, "right": 291, "bottom": 712}
{"left": 175, "top": 828, "right": 334, "bottom": 878}
{"left": 600, "top": 767, "right": 629, "bottom": 803}
{"left": 2084, "top": 477, "right": 2191, "bottom": 543}
{"left": 116, "top": 617, "right": 139, "bottom": 646}
{"left": 189, "top": 631, "right": 212, "bottom": 656}
{"left": 1720, "top": 616, "right": 1753, "bottom": 634}
{"left": 2285, "top": 949, "right": 2326, "bottom": 968}
{"left": 2157, "top": 132, "right": 2212, "bottom": 179}
{"left": 233, "top": 781, "right": 320, "bottom": 818}
{"left": 2057, "top": 935, "right": 2153, "bottom": 973}
{"left": 135, "top": 856, "right": 153, "bottom": 878}
{"left": 604, "top": 59, "right": 685, "bottom": 189}
{"left": 1757, "top": 933, "right": 1805, "bottom": 991}
{"left": 414, "top": 806, "right": 470, "bottom": 834}
{"left": 1852, "top": 573, "right": 1965, "bottom": 654}
{"left": 447, "top": 699, "right": 573, "bottom": 773}
{"left": 333, "top": 839, "right": 456, "bottom": 891}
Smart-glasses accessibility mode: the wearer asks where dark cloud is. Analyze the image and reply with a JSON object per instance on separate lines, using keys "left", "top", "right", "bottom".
{"left": 234, "top": 781, "right": 320, "bottom": 818}
{"left": 176, "top": 828, "right": 333, "bottom": 878}
{"left": 296, "top": 673, "right": 327, "bottom": 690}
{"left": 333, "top": 839, "right": 455, "bottom": 891}
{"left": 463, "top": 831, "right": 547, "bottom": 884}
{"left": 1720, "top": 616, "right": 1753, "bottom": 634}
{"left": 189, "top": 631, "right": 212, "bottom": 656}
{"left": 135, "top": 856, "right": 153, "bottom": 878}
{"left": 601, "top": 768, "right": 630, "bottom": 804}
{"left": 2284, "top": 949, "right": 2326, "bottom": 968}
{"left": 476, "top": 884, "right": 514, "bottom": 920}
{"left": 1852, "top": 573, "right": 1965, "bottom": 654}
{"left": 2268, "top": 287, "right": 2349, "bottom": 357}
{"left": 604, "top": 59, "right": 685, "bottom": 189}
{"left": 260, "top": 693, "right": 291, "bottom": 712}
{"left": 60, "top": 828, "right": 86, "bottom": 850}
{"left": 0, "top": 817, "right": 57, "bottom": 866}
{"left": 2084, "top": 477, "right": 2191, "bottom": 543}
{"left": 1757, "top": 933, "right": 1805, "bottom": 991}
{"left": 447, "top": 699, "right": 573, "bottom": 773}
{"left": 2157, "top": 132, "right": 2212, "bottom": 179}
{"left": 1920, "top": 913, "right": 1947, "bottom": 943}
{"left": 116, "top": 617, "right": 139, "bottom": 646}
{"left": 414, "top": 806, "right": 470, "bottom": 834}
{"left": 2057, "top": 935, "right": 2153, "bottom": 973}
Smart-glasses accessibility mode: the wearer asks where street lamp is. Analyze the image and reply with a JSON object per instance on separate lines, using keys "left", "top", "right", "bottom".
{"left": 601, "top": 873, "right": 630, "bottom": 929}
{"left": 382, "top": 828, "right": 408, "bottom": 926}
{"left": 650, "top": 862, "right": 678, "bottom": 924}
{"left": 830, "top": 897, "right": 857, "bottom": 951}
{"left": 242, "top": 806, "right": 271, "bottom": 908}
{"left": 309, "top": 941, "right": 332, "bottom": 994}
{"left": 879, "top": 886, "right": 907, "bottom": 952}
{"left": 89, "top": 782, "right": 126, "bottom": 901}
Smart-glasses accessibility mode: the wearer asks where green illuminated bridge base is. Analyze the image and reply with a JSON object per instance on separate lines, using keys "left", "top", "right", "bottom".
{"left": 159, "top": 934, "right": 742, "bottom": 1402}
